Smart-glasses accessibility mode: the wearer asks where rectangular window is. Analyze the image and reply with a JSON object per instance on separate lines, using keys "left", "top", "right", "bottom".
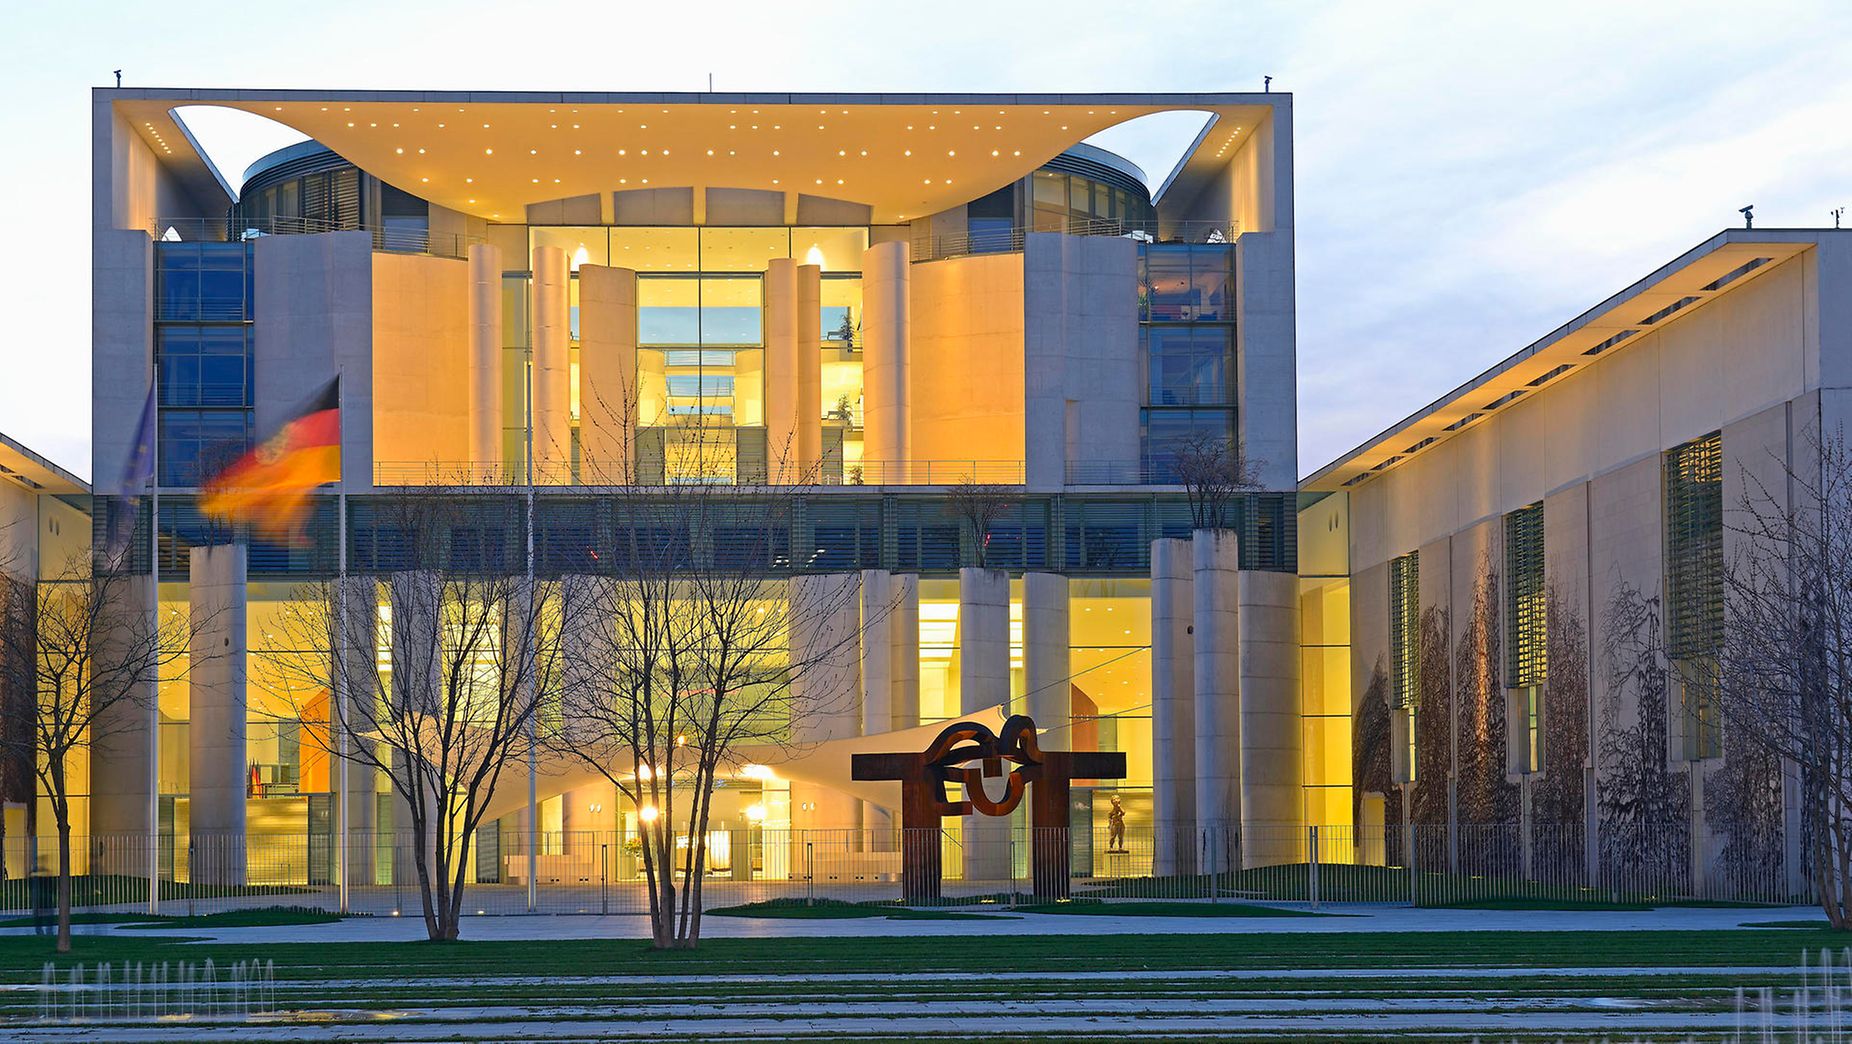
{"left": 157, "top": 326, "right": 253, "bottom": 408}
{"left": 1145, "top": 325, "right": 1233, "bottom": 406}
{"left": 1140, "top": 408, "right": 1235, "bottom": 482}
{"left": 1504, "top": 502, "right": 1546, "bottom": 774}
{"left": 156, "top": 242, "right": 252, "bottom": 322}
{"left": 1140, "top": 244, "right": 1233, "bottom": 322}
{"left": 158, "top": 410, "right": 253, "bottom": 487}
{"left": 1665, "top": 431, "right": 1723, "bottom": 760}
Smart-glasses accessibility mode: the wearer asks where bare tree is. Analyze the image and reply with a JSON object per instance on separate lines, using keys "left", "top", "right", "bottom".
{"left": 1172, "top": 431, "right": 1262, "bottom": 530}
{"left": 261, "top": 494, "right": 558, "bottom": 941}
{"left": 0, "top": 552, "right": 190, "bottom": 952}
{"left": 945, "top": 479, "right": 1013, "bottom": 569}
{"left": 549, "top": 414, "right": 867, "bottom": 948}
{"left": 1718, "top": 427, "right": 1852, "bottom": 927}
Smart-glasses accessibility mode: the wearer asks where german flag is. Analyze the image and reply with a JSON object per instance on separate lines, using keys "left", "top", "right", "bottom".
{"left": 201, "top": 378, "right": 341, "bottom": 538}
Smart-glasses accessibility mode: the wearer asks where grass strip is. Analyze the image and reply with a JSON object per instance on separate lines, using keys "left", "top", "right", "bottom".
{"left": 707, "top": 898, "right": 1015, "bottom": 920}
{"left": 1013, "top": 900, "right": 1331, "bottom": 918}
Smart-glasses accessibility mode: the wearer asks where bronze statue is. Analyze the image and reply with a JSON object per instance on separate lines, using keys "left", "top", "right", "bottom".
{"left": 1106, "top": 794, "right": 1127, "bottom": 853}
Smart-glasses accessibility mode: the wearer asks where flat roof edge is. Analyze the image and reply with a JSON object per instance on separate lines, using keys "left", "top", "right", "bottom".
{"left": 1302, "top": 228, "right": 1836, "bottom": 489}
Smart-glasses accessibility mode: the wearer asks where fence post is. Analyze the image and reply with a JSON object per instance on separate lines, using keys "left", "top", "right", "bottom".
{"left": 805, "top": 841, "right": 814, "bottom": 906}
{"left": 600, "top": 843, "right": 609, "bottom": 917}
{"left": 1309, "top": 825, "right": 1320, "bottom": 911}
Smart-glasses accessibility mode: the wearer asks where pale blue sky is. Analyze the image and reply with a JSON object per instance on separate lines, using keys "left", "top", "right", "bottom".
{"left": 5, "top": 0, "right": 1849, "bottom": 480}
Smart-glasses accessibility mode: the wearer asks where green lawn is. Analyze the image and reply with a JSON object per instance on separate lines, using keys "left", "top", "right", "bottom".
{"left": 1, "top": 927, "right": 1847, "bottom": 981}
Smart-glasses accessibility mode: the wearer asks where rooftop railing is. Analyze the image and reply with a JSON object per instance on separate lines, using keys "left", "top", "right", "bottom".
{"left": 911, "top": 218, "right": 1239, "bottom": 263}
{"left": 150, "top": 215, "right": 479, "bottom": 259}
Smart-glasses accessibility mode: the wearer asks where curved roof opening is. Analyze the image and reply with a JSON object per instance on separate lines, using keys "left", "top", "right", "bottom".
{"left": 172, "top": 105, "right": 309, "bottom": 202}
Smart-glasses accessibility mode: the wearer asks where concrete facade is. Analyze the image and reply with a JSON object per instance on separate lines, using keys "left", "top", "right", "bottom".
{"left": 1316, "top": 233, "right": 1852, "bottom": 893}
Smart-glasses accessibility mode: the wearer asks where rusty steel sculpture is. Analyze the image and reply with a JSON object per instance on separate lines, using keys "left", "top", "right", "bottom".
{"left": 851, "top": 714, "right": 1126, "bottom": 901}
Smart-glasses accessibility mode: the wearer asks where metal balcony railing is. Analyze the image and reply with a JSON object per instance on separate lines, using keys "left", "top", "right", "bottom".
{"left": 911, "top": 218, "right": 1239, "bottom": 263}
{"left": 372, "top": 459, "right": 1027, "bottom": 488}
{"left": 151, "top": 216, "right": 479, "bottom": 259}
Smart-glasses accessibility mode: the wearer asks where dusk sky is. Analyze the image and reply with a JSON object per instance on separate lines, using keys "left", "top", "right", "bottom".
{"left": 5, "top": 0, "right": 1849, "bottom": 479}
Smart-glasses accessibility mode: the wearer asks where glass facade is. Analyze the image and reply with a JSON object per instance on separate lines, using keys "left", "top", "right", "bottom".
{"left": 155, "top": 242, "right": 255, "bottom": 486}
{"left": 1139, "top": 243, "right": 1237, "bottom": 481}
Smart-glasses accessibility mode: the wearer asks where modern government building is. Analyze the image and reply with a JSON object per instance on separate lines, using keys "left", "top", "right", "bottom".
{"left": 2, "top": 85, "right": 1838, "bottom": 899}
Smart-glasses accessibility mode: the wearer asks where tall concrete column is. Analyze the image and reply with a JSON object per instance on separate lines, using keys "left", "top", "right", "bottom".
{"left": 333, "top": 575, "right": 380, "bottom": 888}
{"left": 892, "top": 572, "right": 921, "bottom": 730}
{"left": 530, "top": 245, "right": 572, "bottom": 481}
{"left": 861, "top": 241, "right": 910, "bottom": 483}
{"left": 88, "top": 574, "right": 155, "bottom": 856}
{"left": 1238, "top": 569, "right": 1304, "bottom": 867}
{"left": 467, "top": 243, "right": 503, "bottom": 474}
{"left": 1150, "top": 537, "right": 1197, "bottom": 875}
{"left": 860, "top": 569, "right": 897, "bottom": 844}
{"left": 796, "top": 264, "right": 823, "bottom": 477}
{"left": 788, "top": 573, "right": 862, "bottom": 834}
{"left": 959, "top": 567, "right": 1013, "bottom": 881}
{"left": 578, "top": 264, "right": 639, "bottom": 484}
{"left": 1192, "top": 529, "right": 1241, "bottom": 864}
{"left": 764, "top": 259, "right": 799, "bottom": 482}
{"left": 1022, "top": 573, "right": 1070, "bottom": 732}
{"left": 188, "top": 544, "right": 248, "bottom": 885}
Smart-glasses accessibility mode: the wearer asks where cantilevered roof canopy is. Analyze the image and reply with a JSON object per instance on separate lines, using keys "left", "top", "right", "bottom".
{"left": 0, "top": 432, "right": 87, "bottom": 496}
{"left": 111, "top": 90, "right": 1279, "bottom": 224}
{"left": 1302, "top": 229, "right": 1821, "bottom": 492}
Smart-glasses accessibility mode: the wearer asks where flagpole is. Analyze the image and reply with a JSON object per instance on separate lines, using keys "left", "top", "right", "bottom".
{"left": 335, "top": 373, "right": 350, "bottom": 915}
{"left": 147, "top": 426, "right": 160, "bottom": 917}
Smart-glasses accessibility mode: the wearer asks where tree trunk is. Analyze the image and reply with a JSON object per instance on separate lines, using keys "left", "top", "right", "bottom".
{"left": 55, "top": 820, "right": 71, "bottom": 954}
{"left": 411, "top": 819, "right": 442, "bottom": 941}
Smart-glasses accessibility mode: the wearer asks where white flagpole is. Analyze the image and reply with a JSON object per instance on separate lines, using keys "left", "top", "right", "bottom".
{"left": 146, "top": 415, "right": 161, "bottom": 917}
{"left": 334, "top": 374, "right": 350, "bottom": 914}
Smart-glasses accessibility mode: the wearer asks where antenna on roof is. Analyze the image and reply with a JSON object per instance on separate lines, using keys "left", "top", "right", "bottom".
{"left": 1263, "top": 76, "right": 1272, "bottom": 93}
{"left": 113, "top": 70, "right": 121, "bottom": 88}
{"left": 1739, "top": 204, "right": 1754, "bottom": 229}
{"left": 707, "top": 72, "right": 714, "bottom": 93}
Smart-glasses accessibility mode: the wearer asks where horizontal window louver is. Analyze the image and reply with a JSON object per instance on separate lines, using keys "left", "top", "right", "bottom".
{"left": 1064, "top": 501, "right": 1147, "bottom": 571}
{"left": 1503, "top": 502, "right": 1546, "bottom": 688}
{"left": 1389, "top": 551, "right": 1420, "bottom": 710}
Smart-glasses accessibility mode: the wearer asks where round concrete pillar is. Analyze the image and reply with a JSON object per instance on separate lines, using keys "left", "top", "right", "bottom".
{"left": 1191, "top": 529, "right": 1241, "bottom": 863}
{"left": 1150, "top": 537, "right": 1198, "bottom": 875}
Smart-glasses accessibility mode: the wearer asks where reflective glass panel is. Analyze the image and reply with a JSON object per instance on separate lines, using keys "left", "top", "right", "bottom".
{"left": 700, "top": 277, "right": 763, "bottom": 345}
{"left": 638, "top": 277, "right": 699, "bottom": 345}
{"left": 610, "top": 227, "right": 699, "bottom": 272}
{"left": 792, "top": 227, "right": 870, "bottom": 273}
{"left": 700, "top": 227, "right": 789, "bottom": 272}
{"left": 529, "top": 227, "right": 608, "bottom": 270}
